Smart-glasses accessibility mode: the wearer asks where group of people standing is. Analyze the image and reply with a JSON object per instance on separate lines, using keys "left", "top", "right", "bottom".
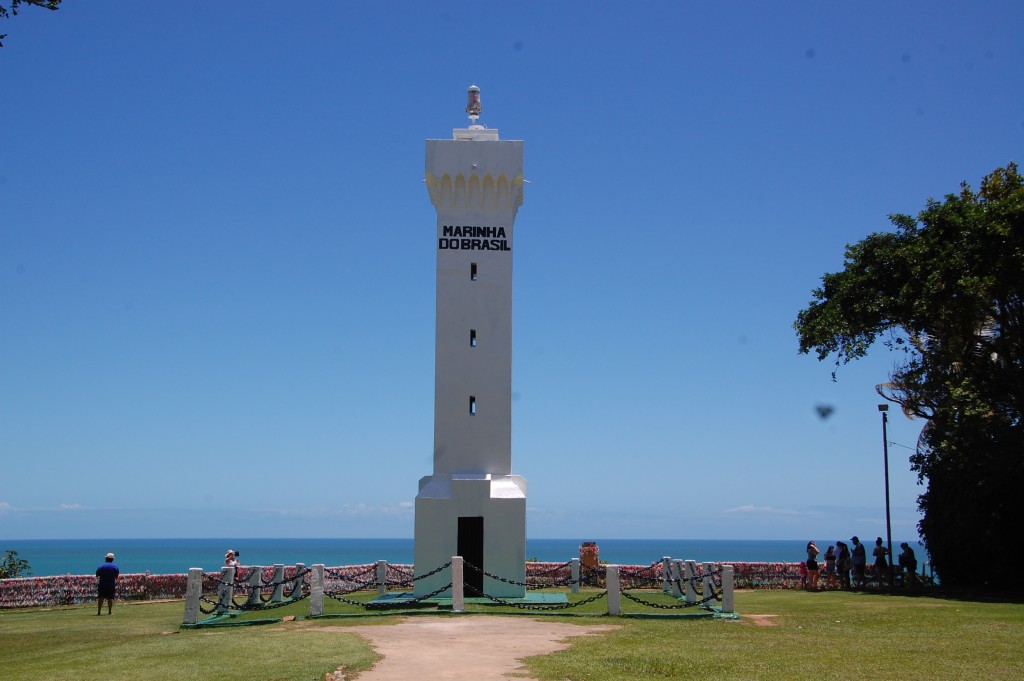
{"left": 804, "top": 537, "right": 918, "bottom": 590}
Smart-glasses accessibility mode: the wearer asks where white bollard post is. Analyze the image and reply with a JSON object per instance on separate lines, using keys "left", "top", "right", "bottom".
{"left": 183, "top": 568, "right": 203, "bottom": 624}
{"left": 291, "top": 563, "right": 306, "bottom": 599}
{"left": 606, "top": 565, "right": 621, "bottom": 616}
{"left": 217, "top": 566, "right": 235, "bottom": 614}
{"left": 570, "top": 558, "right": 580, "bottom": 594}
{"left": 721, "top": 565, "right": 735, "bottom": 613}
{"left": 670, "top": 560, "right": 683, "bottom": 599}
{"left": 702, "top": 562, "right": 715, "bottom": 606}
{"left": 271, "top": 564, "right": 285, "bottom": 602}
{"left": 662, "top": 556, "right": 672, "bottom": 593}
{"left": 377, "top": 560, "right": 388, "bottom": 595}
{"left": 246, "top": 566, "right": 262, "bottom": 607}
{"left": 310, "top": 564, "right": 324, "bottom": 617}
{"left": 452, "top": 556, "right": 465, "bottom": 613}
{"left": 684, "top": 560, "right": 697, "bottom": 604}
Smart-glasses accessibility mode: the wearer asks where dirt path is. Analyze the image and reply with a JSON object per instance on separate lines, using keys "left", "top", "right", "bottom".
{"left": 333, "top": 616, "right": 618, "bottom": 680}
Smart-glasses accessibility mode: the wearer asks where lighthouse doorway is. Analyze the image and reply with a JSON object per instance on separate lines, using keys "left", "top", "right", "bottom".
{"left": 458, "top": 516, "right": 484, "bottom": 595}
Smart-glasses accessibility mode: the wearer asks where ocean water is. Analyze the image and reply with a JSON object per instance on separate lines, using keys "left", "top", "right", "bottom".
{"left": 1, "top": 537, "right": 928, "bottom": 577}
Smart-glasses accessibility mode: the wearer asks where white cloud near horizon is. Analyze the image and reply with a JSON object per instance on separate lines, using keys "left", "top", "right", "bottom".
{"left": 0, "top": 502, "right": 91, "bottom": 513}
{"left": 255, "top": 502, "right": 416, "bottom": 518}
{"left": 724, "top": 504, "right": 802, "bottom": 516}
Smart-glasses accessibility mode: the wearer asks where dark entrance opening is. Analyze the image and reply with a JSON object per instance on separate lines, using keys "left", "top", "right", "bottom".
{"left": 458, "top": 516, "right": 484, "bottom": 595}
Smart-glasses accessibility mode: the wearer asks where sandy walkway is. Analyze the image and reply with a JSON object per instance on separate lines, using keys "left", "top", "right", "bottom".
{"left": 334, "top": 616, "right": 617, "bottom": 680}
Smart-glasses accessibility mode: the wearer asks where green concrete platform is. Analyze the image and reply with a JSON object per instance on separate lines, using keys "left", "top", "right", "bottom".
{"left": 369, "top": 591, "right": 569, "bottom": 606}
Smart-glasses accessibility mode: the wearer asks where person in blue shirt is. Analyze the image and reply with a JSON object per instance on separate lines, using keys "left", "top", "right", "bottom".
{"left": 96, "top": 553, "right": 120, "bottom": 615}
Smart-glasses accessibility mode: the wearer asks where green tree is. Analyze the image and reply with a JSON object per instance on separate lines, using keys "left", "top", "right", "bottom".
{"left": 0, "top": 0, "right": 61, "bottom": 47}
{"left": 0, "top": 549, "right": 32, "bottom": 578}
{"left": 795, "top": 163, "right": 1023, "bottom": 589}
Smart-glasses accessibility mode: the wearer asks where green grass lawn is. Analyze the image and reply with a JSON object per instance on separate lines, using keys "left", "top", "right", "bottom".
{"left": 0, "top": 600, "right": 380, "bottom": 681}
{"left": 1, "top": 590, "right": 1022, "bottom": 680}
{"left": 523, "top": 590, "right": 1024, "bottom": 680}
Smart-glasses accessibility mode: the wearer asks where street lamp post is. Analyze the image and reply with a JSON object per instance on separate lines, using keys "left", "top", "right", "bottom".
{"left": 878, "top": 404, "right": 894, "bottom": 586}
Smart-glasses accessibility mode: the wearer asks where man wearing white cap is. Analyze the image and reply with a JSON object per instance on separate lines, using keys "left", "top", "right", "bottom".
{"left": 96, "top": 552, "right": 120, "bottom": 615}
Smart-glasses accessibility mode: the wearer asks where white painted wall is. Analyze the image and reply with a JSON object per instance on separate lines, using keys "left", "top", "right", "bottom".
{"left": 414, "top": 474, "right": 526, "bottom": 598}
{"left": 425, "top": 136, "right": 523, "bottom": 475}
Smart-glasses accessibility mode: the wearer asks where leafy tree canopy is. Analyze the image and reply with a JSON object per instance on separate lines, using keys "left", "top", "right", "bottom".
{"left": 0, "top": 549, "right": 32, "bottom": 579}
{"left": 795, "top": 163, "right": 1023, "bottom": 589}
{"left": 0, "top": 0, "right": 61, "bottom": 47}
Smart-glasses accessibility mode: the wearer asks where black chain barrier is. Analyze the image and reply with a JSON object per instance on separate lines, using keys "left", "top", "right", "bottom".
{"left": 529, "top": 576, "right": 576, "bottom": 589}
{"left": 324, "top": 582, "right": 454, "bottom": 609}
{"left": 661, "top": 574, "right": 705, "bottom": 592}
{"left": 464, "top": 560, "right": 534, "bottom": 589}
{"left": 620, "top": 590, "right": 719, "bottom": 610}
{"left": 409, "top": 560, "right": 453, "bottom": 583}
{"left": 528, "top": 561, "right": 573, "bottom": 576}
{"left": 580, "top": 568, "right": 606, "bottom": 588}
{"left": 622, "top": 575, "right": 663, "bottom": 586}
{"left": 198, "top": 596, "right": 224, "bottom": 615}
{"left": 386, "top": 564, "right": 414, "bottom": 577}
{"left": 464, "top": 560, "right": 574, "bottom": 591}
{"left": 203, "top": 567, "right": 311, "bottom": 591}
{"left": 368, "top": 582, "right": 455, "bottom": 609}
{"left": 230, "top": 592, "right": 311, "bottom": 612}
{"left": 324, "top": 576, "right": 379, "bottom": 596}
{"left": 319, "top": 560, "right": 456, "bottom": 610}
{"left": 385, "top": 564, "right": 415, "bottom": 586}
{"left": 195, "top": 559, "right": 732, "bottom": 618}
{"left": 325, "top": 564, "right": 378, "bottom": 581}
{"left": 373, "top": 561, "right": 455, "bottom": 589}
{"left": 198, "top": 567, "right": 311, "bottom": 615}
{"left": 618, "top": 561, "right": 661, "bottom": 578}
{"left": 463, "top": 583, "right": 609, "bottom": 611}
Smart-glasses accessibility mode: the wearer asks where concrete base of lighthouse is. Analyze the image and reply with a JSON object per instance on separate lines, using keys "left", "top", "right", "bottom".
{"left": 413, "top": 474, "right": 526, "bottom": 598}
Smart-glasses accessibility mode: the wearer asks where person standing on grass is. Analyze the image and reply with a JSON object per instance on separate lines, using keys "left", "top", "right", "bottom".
{"left": 899, "top": 542, "right": 918, "bottom": 587}
{"left": 824, "top": 545, "right": 838, "bottom": 589}
{"left": 851, "top": 536, "right": 867, "bottom": 588}
{"left": 873, "top": 537, "right": 890, "bottom": 587}
{"left": 96, "top": 553, "right": 119, "bottom": 615}
{"left": 805, "top": 541, "right": 821, "bottom": 590}
{"left": 837, "top": 541, "right": 852, "bottom": 589}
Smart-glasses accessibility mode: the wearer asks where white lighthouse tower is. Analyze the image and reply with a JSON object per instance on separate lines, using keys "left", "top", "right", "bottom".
{"left": 414, "top": 86, "right": 527, "bottom": 598}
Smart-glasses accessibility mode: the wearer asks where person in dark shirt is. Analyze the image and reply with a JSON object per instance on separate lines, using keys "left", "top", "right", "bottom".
{"left": 851, "top": 536, "right": 867, "bottom": 588}
{"left": 96, "top": 552, "right": 120, "bottom": 615}
{"left": 899, "top": 542, "right": 918, "bottom": 586}
{"left": 872, "top": 537, "right": 890, "bottom": 587}
{"left": 836, "top": 541, "right": 852, "bottom": 590}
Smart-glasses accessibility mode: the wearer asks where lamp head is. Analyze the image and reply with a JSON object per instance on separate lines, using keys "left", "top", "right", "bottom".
{"left": 466, "top": 85, "right": 482, "bottom": 118}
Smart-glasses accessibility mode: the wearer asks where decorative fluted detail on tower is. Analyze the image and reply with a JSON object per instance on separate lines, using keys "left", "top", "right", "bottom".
{"left": 425, "top": 171, "right": 524, "bottom": 213}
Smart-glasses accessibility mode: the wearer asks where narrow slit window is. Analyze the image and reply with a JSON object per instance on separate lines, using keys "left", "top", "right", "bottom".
{"left": 470, "top": 329, "right": 477, "bottom": 347}
{"left": 469, "top": 396, "right": 477, "bottom": 415}
{"left": 470, "top": 262, "right": 478, "bottom": 281}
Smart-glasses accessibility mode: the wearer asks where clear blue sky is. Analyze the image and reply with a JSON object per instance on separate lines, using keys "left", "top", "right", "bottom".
{"left": 2, "top": 1, "right": 1021, "bottom": 542}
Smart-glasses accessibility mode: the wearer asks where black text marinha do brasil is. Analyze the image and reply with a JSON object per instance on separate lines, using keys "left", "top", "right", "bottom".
{"left": 438, "top": 225, "right": 511, "bottom": 251}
